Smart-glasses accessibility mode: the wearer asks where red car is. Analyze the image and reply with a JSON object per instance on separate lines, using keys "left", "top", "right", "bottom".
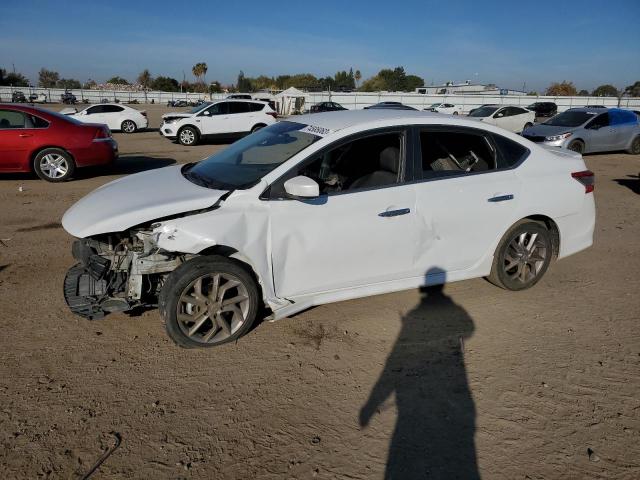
{"left": 0, "top": 104, "right": 118, "bottom": 182}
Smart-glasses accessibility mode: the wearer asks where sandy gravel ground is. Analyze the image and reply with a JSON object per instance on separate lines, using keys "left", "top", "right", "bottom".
{"left": 1, "top": 105, "right": 639, "bottom": 479}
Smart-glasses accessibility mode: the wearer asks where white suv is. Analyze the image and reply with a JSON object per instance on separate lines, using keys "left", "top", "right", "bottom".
{"left": 160, "top": 100, "right": 277, "bottom": 145}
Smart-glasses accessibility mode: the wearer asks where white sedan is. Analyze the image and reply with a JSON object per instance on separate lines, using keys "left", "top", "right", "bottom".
{"left": 468, "top": 104, "right": 535, "bottom": 132}
{"left": 61, "top": 110, "right": 595, "bottom": 348}
{"left": 63, "top": 104, "right": 148, "bottom": 133}
{"left": 426, "top": 102, "right": 463, "bottom": 115}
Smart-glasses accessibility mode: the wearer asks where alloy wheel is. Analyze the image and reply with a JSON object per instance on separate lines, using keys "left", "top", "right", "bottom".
{"left": 122, "top": 120, "right": 136, "bottom": 133}
{"left": 503, "top": 231, "right": 548, "bottom": 284}
{"left": 180, "top": 129, "right": 195, "bottom": 145}
{"left": 39, "top": 153, "right": 69, "bottom": 179}
{"left": 176, "top": 273, "right": 250, "bottom": 345}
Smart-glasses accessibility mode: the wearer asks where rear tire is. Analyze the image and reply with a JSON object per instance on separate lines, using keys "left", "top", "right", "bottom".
{"left": 568, "top": 140, "right": 585, "bottom": 154}
{"left": 178, "top": 126, "right": 199, "bottom": 146}
{"left": 33, "top": 148, "right": 76, "bottom": 182}
{"left": 627, "top": 136, "right": 640, "bottom": 155}
{"left": 487, "top": 221, "right": 553, "bottom": 291}
{"left": 121, "top": 119, "right": 137, "bottom": 133}
{"left": 159, "top": 256, "right": 259, "bottom": 348}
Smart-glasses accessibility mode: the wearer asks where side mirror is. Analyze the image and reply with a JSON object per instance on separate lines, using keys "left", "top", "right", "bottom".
{"left": 495, "top": 112, "right": 504, "bottom": 118}
{"left": 284, "top": 175, "right": 319, "bottom": 199}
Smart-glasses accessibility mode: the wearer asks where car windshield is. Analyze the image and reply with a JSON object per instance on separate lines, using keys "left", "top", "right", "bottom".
{"left": 543, "top": 111, "right": 595, "bottom": 127}
{"left": 468, "top": 106, "right": 498, "bottom": 117}
{"left": 189, "top": 103, "right": 211, "bottom": 114}
{"left": 183, "top": 122, "right": 321, "bottom": 190}
{"left": 431, "top": 103, "right": 441, "bottom": 107}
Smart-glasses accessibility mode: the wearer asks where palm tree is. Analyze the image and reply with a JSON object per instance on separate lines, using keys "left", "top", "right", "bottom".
{"left": 192, "top": 62, "right": 208, "bottom": 84}
{"left": 355, "top": 70, "right": 362, "bottom": 89}
{"left": 137, "top": 69, "right": 152, "bottom": 102}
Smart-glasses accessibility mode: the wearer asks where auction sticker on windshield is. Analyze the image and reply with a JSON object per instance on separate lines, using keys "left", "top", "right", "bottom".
{"left": 300, "top": 124, "right": 334, "bottom": 137}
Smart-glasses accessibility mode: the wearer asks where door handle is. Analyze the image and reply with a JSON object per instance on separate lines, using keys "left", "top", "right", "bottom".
{"left": 19, "top": 133, "right": 33, "bottom": 138}
{"left": 378, "top": 208, "right": 410, "bottom": 217}
{"left": 488, "top": 194, "right": 514, "bottom": 202}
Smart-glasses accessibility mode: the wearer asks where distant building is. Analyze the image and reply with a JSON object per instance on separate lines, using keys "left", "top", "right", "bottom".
{"left": 415, "top": 81, "right": 526, "bottom": 96}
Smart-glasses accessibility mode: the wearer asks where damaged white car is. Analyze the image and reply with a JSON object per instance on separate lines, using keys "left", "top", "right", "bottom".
{"left": 62, "top": 110, "right": 595, "bottom": 348}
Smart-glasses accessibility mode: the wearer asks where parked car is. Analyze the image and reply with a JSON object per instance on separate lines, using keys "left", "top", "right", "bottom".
{"left": 467, "top": 105, "right": 535, "bottom": 132}
{"left": 0, "top": 104, "right": 118, "bottom": 182}
{"left": 167, "top": 100, "right": 189, "bottom": 107}
{"left": 227, "top": 94, "right": 253, "bottom": 100}
{"left": 310, "top": 101, "right": 347, "bottom": 113}
{"left": 468, "top": 104, "right": 493, "bottom": 115}
{"left": 28, "top": 93, "right": 48, "bottom": 104}
{"left": 62, "top": 109, "right": 595, "bottom": 348}
{"left": 425, "top": 103, "right": 462, "bottom": 115}
{"left": 522, "top": 107, "right": 640, "bottom": 154}
{"left": 160, "top": 99, "right": 277, "bottom": 145}
{"left": 60, "top": 90, "right": 77, "bottom": 104}
{"left": 11, "top": 91, "right": 26, "bottom": 103}
{"left": 62, "top": 103, "right": 148, "bottom": 133}
{"left": 364, "top": 101, "right": 417, "bottom": 110}
{"left": 526, "top": 102, "right": 557, "bottom": 117}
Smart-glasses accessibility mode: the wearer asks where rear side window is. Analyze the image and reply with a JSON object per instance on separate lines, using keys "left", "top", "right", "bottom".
{"left": 228, "top": 102, "right": 250, "bottom": 114}
{"left": 30, "top": 115, "right": 49, "bottom": 128}
{"left": 86, "top": 105, "right": 105, "bottom": 114}
{"left": 419, "top": 129, "right": 496, "bottom": 179}
{"left": 0, "top": 110, "right": 27, "bottom": 128}
{"left": 249, "top": 102, "right": 265, "bottom": 112}
{"left": 587, "top": 113, "right": 610, "bottom": 129}
{"left": 610, "top": 110, "right": 638, "bottom": 126}
{"left": 492, "top": 134, "right": 529, "bottom": 168}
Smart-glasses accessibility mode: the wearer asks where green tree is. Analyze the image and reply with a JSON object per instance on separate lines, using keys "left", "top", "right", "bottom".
{"left": 624, "top": 81, "right": 640, "bottom": 97}
{"left": 236, "top": 71, "right": 253, "bottom": 92}
{"left": 38, "top": 68, "right": 59, "bottom": 87}
{"left": 527, "top": 91, "right": 539, "bottom": 96}
{"left": 545, "top": 81, "right": 577, "bottom": 96}
{"left": 359, "top": 66, "right": 421, "bottom": 92}
{"left": 57, "top": 78, "right": 81, "bottom": 89}
{"left": 405, "top": 74, "right": 425, "bottom": 91}
{"left": 151, "top": 76, "right": 179, "bottom": 92}
{"left": 578, "top": 89, "right": 589, "bottom": 96}
{"left": 591, "top": 84, "right": 619, "bottom": 97}
{"left": 209, "top": 81, "right": 222, "bottom": 94}
{"left": 0, "top": 68, "right": 29, "bottom": 86}
{"left": 107, "top": 76, "right": 130, "bottom": 85}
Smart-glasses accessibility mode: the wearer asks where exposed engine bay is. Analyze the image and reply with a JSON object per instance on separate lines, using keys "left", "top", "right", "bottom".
{"left": 63, "top": 229, "right": 191, "bottom": 320}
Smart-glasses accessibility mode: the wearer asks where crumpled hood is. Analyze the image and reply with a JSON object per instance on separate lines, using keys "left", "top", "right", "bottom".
{"left": 162, "top": 112, "right": 193, "bottom": 120}
{"left": 62, "top": 165, "right": 228, "bottom": 238}
{"left": 522, "top": 123, "right": 577, "bottom": 137}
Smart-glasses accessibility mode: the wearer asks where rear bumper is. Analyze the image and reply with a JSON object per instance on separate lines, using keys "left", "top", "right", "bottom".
{"left": 72, "top": 139, "right": 118, "bottom": 167}
{"left": 557, "top": 194, "right": 596, "bottom": 259}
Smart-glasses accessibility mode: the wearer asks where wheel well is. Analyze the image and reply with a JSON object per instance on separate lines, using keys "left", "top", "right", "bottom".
{"left": 30, "top": 146, "right": 75, "bottom": 172}
{"left": 197, "top": 245, "right": 266, "bottom": 302}
{"left": 178, "top": 124, "right": 201, "bottom": 136}
{"left": 523, "top": 215, "right": 560, "bottom": 258}
{"left": 252, "top": 123, "right": 267, "bottom": 130}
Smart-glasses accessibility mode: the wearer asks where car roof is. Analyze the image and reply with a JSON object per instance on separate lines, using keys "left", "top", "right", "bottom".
{"left": 0, "top": 103, "right": 51, "bottom": 114}
{"left": 291, "top": 109, "right": 458, "bottom": 131}
{"left": 566, "top": 107, "right": 608, "bottom": 114}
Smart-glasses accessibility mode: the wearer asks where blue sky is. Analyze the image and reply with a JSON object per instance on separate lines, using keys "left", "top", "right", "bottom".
{"left": 1, "top": 0, "right": 639, "bottom": 92}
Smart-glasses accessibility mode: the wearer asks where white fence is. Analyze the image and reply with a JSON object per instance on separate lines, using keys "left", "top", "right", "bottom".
{"left": 1, "top": 85, "right": 639, "bottom": 113}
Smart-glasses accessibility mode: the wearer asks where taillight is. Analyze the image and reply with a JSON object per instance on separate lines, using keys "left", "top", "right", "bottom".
{"left": 94, "top": 127, "right": 111, "bottom": 140}
{"left": 266, "top": 111, "right": 278, "bottom": 119}
{"left": 572, "top": 170, "right": 594, "bottom": 193}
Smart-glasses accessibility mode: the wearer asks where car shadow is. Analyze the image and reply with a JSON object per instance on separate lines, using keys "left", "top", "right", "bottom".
{"left": 359, "top": 268, "right": 479, "bottom": 479}
{"left": 614, "top": 174, "right": 640, "bottom": 194}
{"left": 75, "top": 156, "right": 176, "bottom": 179}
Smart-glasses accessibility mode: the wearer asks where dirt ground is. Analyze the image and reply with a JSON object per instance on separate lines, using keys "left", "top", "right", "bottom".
{"left": 1, "top": 104, "right": 639, "bottom": 479}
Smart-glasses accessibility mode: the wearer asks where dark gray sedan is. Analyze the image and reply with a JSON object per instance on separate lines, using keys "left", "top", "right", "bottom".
{"left": 522, "top": 108, "right": 640, "bottom": 154}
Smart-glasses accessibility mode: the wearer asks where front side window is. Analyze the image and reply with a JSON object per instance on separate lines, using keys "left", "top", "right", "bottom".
{"left": 30, "top": 115, "right": 49, "bottom": 128}
{"left": 204, "top": 102, "right": 228, "bottom": 116}
{"left": 103, "top": 105, "right": 124, "bottom": 113}
{"left": 419, "top": 129, "right": 496, "bottom": 179}
{"left": 183, "top": 121, "right": 320, "bottom": 190}
{"left": 586, "top": 113, "right": 610, "bottom": 129}
{"left": 281, "top": 132, "right": 403, "bottom": 196}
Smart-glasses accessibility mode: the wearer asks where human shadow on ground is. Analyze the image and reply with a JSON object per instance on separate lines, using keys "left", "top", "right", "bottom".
{"left": 614, "top": 175, "right": 640, "bottom": 194}
{"left": 360, "top": 268, "right": 479, "bottom": 479}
